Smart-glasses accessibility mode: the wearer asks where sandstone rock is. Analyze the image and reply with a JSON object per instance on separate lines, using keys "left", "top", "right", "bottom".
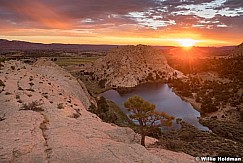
{"left": 0, "top": 59, "right": 195, "bottom": 163}
{"left": 148, "top": 148, "right": 200, "bottom": 163}
{"left": 85, "top": 45, "right": 185, "bottom": 87}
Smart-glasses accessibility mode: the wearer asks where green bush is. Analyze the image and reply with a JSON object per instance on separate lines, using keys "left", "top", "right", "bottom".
{"left": 90, "top": 96, "right": 118, "bottom": 123}
{"left": 146, "top": 72, "right": 154, "bottom": 81}
{"left": 57, "top": 103, "right": 64, "bottom": 109}
{"left": 240, "top": 111, "right": 243, "bottom": 122}
{"left": 0, "top": 80, "right": 5, "bottom": 87}
{"left": 88, "top": 103, "right": 96, "bottom": 112}
{"left": 201, "top": 103, "right": 218, "bottom": 113}
{"left": 98, "top": 79, "right": 107, "bottom": 88}
{"left": 69, "top": 113, "right": 80, "bottom": 119}
{"left": 11, "top": 66, "right": 15, "bottom": 70}
{"left": 20, "top": 101, "right": 44, "bottom": 112}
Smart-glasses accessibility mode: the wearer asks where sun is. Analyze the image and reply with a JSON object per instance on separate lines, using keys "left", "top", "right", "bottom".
{"left": 177, "top": 38, "right": 197, "bottom": 47}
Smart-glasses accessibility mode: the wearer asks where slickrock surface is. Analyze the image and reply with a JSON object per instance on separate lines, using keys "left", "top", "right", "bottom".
{"left": 0, "top": 59, "right": 195, "bottom": 163}
{"left": 85, "top": 45, "right": 184, "bottom": 87}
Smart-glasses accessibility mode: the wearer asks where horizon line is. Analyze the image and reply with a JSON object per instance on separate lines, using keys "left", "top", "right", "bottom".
{"left": 0, "top": 38, "right": 239, "bottom": 48}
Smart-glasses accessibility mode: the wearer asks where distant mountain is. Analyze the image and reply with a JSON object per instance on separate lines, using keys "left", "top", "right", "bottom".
{"left": 229, "top": 42, "right": 243, "bottom": 58}
{"left": 0, "top": 39, "right": 118, "bottom": 51}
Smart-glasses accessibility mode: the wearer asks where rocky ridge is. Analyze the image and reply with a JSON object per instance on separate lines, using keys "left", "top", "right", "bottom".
{"left": 84, "top": 45, "right": 184, "bottom": 87}
{"left": 0, "top": 59, "right": 196, "bottom": 163}
{"left": 229, "top": 42, "right": 243, "bottom": 58}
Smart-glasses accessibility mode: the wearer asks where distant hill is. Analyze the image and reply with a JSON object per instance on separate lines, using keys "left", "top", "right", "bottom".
{"left": 0, "top": 39, "right": 119, "bottom": 51}
{"left": 161, "top": 46, "right": 235, "bottom": 58}
{"left": 0, "top": 39, "right": 237, "bottom": 57}
{"left": 229, "top": 42, "right": 243, "bottom": 58}
{"left": 84, "top": 45, "right": 184, "bottom": 87}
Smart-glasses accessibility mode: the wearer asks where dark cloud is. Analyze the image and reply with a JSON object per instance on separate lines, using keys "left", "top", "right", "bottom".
{"left": 44, "top": 0, "right": 157, "bottom": 18}
{"left": 213, "top": 14, "right": 243, "bottom": 28}
{"left": 0, "top": 0, "right": 242, "bottom": 33}
{"left": 0, "top": 0, "right": 158, "bottom": 29}
{"left": 158, "top": 0, "right": 214, "bottom": 6}
{"left": 223, "top": 0, "right": 243, "bottom": 9}
{"left": 0, "top": 0, "right": 157, "bottom": 20}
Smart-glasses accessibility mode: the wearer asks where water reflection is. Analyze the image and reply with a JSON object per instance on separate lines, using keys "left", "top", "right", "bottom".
{"left": 100, "top": 83, "right": 208, "bottom": 131}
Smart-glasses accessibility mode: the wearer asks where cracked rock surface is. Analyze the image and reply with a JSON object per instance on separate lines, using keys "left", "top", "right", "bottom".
{"left": 0, "top": 59, "right": 196, "bottom": 163}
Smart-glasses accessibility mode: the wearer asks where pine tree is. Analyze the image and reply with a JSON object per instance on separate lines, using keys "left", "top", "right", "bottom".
{"left": 124, "top": 96, "right": 174, "bottom": 146}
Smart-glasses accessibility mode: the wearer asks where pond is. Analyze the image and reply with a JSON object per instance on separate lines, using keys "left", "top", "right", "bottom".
{"left": 100, "top": 83, "right": 209, "bottom": 131}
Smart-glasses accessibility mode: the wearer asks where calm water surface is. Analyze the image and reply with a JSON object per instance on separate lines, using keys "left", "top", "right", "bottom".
{"left": 100, "top": 83, "right": 208, "bottom": 130}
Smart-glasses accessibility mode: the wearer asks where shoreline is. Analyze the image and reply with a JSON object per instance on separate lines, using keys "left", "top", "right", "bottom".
{"left": 102, "top": 80, "right": 203, "bottom": 114}
{"left": 96, "top": 81, "right": 207, "bottom": 126}
{"left": 174, "top": 92, "right": 202, "bottom": 112}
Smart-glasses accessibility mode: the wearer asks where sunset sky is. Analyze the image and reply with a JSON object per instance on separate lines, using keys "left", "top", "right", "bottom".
{"left": 0, "top": 0, "right": 242, "bottom": 46}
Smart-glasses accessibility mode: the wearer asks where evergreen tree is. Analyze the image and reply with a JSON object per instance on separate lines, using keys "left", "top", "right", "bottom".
{"left": 124, "top": 96, "right": 174, "bottom": 146}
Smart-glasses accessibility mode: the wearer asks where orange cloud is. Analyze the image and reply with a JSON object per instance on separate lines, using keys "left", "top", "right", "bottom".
{"left": 7, "top": 0, "right": 72, "bottom": 29}
{"left": 0, "top": 0, "right": 242, "bottom": 46}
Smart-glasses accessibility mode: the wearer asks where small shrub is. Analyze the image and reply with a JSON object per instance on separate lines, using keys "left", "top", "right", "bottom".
{"left": 240, "top": 111, "right": 243, "bottom": 122}
{"left": 29, "top": 76, "right": 33, "bottom": 81}
{"left": 11, "top": 66, "right": 15, "bottom": 70}
{"left": 40, "top": 118, "right": 49, "bottom": 131}
{"left": 29, "top": 82, "right": 34, "bottom": 87}
{"left": 57, "top": 103, "right": 64, "bottom": 109}
{"left": 16, "top": 95, "right": 20, "bottom": 99}
{"left": 5, "top": 92, "right": 11, "bottom": 95}
{"left": 18, "top": 87, "right": 23, "bottom": 90}
{"left": 164, "top": 140, "right": 183, "bottom": 152}
{"left": 88, "top": 103, "right": 96, "bottom": 112}
{"left": 98, "top": 79, "right": 107, "bottom": 88}
{"left": 26, "top": 88, "right": 35, "bottom": 92}
{"left": 146, "top": 72, "right": 154, "bottom": 81}
{"left": 20, "top": 101, "right": 44, "bottom": 112}
{"left": 69, "top": 113, "right": 80, "bottom": 119}
{"left": 0, "top": 80, "right": 5, "bottom": 87}
{"left": 0, "top": 114, "right": 6, "bottom": 121}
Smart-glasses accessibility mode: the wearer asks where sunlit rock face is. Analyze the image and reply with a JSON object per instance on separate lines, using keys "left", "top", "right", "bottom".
{"left": 85, "top": 45, "right": 184, "bottom": 87}
{"left": 0, "top": 59, "right": 195, "bottom": 163}
{"left": 230, "top": 42, "right": 243, "bottom": 58}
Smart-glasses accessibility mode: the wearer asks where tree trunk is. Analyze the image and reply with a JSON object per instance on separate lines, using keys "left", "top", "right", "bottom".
{"left": 141, "top": 133, "right": 145, "bottom": 147}
{"left": 139, "top": 118, "right": 145, "bottom": 146}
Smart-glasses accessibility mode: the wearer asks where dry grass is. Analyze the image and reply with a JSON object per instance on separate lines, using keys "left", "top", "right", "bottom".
{"left": 54, "top": 57, "right": 99, "bottom": 66}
